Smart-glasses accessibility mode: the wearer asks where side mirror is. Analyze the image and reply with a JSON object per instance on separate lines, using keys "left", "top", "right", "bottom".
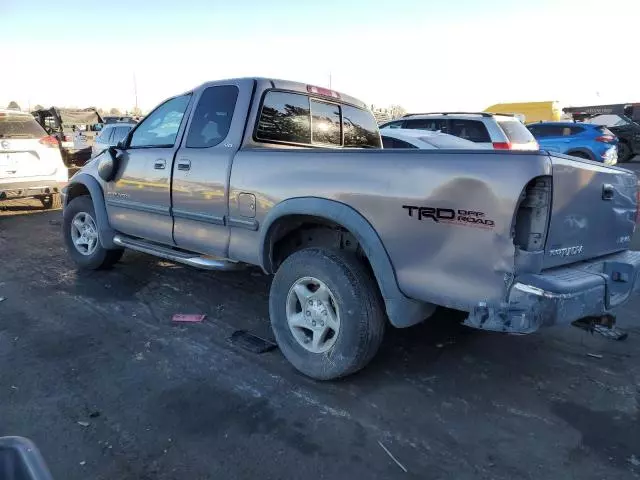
{"left": 97, "top": 146, "right": 124, "bottom": 182}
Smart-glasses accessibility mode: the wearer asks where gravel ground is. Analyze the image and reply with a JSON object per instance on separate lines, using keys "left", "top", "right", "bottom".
{"left": 1, "top": 170, "right": 639, "bottom": 479}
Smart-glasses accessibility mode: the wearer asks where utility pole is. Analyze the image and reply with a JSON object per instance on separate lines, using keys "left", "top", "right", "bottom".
{"left": 133, "top": 72, "right": 139, "bottom": 113}
{"left": 329, "top": 72, "right": 332, "bottom": 89}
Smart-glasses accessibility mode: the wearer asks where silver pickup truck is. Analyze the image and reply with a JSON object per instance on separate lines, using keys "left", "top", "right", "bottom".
{"left": 62, "top": 77, "right": 640, "bottom": 379}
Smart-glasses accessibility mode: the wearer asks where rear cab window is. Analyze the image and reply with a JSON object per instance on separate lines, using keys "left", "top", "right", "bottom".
{"left": 497, "top": 119, "right": 536, "bottom": 144}
{"left": 0, "top": 113, "right": 47, "bottom": 139}
{"left": 255, "top": 91, "right": 381, "bottom": 148}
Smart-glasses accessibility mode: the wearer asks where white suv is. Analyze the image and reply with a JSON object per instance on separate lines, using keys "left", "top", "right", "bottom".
{"left": 380, "top": 112, "right": 539, "bottom": 151}
{"left": 0, "top": 109, "right": 68, "bottom": 208}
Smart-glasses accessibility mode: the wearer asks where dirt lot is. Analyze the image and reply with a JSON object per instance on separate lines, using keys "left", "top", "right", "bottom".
{"left": 1, "top": 197, "right": 639, "bottom": 479}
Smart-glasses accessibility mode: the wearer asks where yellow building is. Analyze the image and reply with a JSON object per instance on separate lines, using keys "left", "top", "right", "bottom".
{"left": 484, "top": 101, "right": 563, "bottom": 124}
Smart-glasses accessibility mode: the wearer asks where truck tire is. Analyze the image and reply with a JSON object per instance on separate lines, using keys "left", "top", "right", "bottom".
{"left": 617, "top": 142, "right": 632, "bottom": 163}
{"left": 63, "top": 195, "right": 124, "bottom": 270}
{"left": 269, "top": 247, "right": 386, "bottom": 380}
{"left": 40, "top": 193, "right": 62, "bottom": 210}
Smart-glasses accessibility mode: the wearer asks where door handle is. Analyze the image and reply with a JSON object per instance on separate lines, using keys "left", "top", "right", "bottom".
{"left": 602, "top": 184, "right": 615, "bottom": 200}
{"left": 177, "top": 159, "right": 191, "bottom": 171}
{"left": 154, "top": 159, "right": 166, "bottom": 170}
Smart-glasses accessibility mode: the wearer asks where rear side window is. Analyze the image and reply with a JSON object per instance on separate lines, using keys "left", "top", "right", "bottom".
{"left": 342, "top": 105, "right": 381, "bottom": 148}
{"left": 497, "top": 120, "right": 536, "bottom": 144}
{"left": 0, "top": 114, "right": 46, "bottom": 139}
{"left": 311, "top": 100, "right": 341, "bottom": 146}
{"left": 448, "top": 120, "right": 491, "bottom": 142}
{"left": 256, "top": 91, "right": 381, "bottom": 148}
{"left": 256, "top": 91, "right": 311, "bottom": 144}
{"left": 186, "top": 85, "right": 239, "bottom": 148}
{"left": 404, "top": 118, "right": 446, "bottom": 132}
{"left": 569, "top": 126, "right": 585, "bottom": 135}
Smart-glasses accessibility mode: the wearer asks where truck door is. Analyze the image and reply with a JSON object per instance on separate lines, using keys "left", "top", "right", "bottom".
{"left": 104, "top": 94, "right": 192, "bottom": 245}
{"left": 171, "top": 79, "right": 253, "bottom": 257}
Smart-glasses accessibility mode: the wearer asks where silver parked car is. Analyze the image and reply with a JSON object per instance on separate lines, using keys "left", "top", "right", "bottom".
{"left": 381, "top": 112, "right": 539, "bottom": 150}
{"left": 92, "top": 123, "right": 135, "bottom": 156}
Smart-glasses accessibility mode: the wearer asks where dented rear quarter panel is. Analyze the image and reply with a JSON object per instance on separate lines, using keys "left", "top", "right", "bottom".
{"left": 229, "top": 148, "right": 553, "bottom": 311}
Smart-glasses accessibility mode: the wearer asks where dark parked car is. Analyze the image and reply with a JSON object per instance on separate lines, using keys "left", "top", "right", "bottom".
{"left": 564, "top": 104, "right": 640, "bottom": 162}
{"left": 527, "top": 122, "right": 618, "bottom": 165}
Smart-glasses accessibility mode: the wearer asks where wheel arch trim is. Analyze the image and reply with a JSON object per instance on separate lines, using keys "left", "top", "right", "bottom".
{"left": 64, "top": 173, "right": 117, "bottom": 249}
{"left": 259, "top": 197, "right": 435, "bottom": 327}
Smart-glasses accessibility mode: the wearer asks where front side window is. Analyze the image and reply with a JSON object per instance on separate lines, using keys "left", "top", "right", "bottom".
{"left": 256, "top": 91, "right": 311, "bottom": 144}
{"left": 129, "top": 95, "right": 191, "bottom": 148}
{"left": 449, "top": 120, "right": 491, "bottom": 142}
{"left": 186, "top": 85, "right": 239, "bottom": 148}
{"left": 311, "top": 100, "right": 341, "bottom": 146}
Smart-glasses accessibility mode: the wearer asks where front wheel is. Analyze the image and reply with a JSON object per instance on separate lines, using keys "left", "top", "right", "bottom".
{"left": 63, "top": 195, "right": 124, "bottom": 270}
{"left": 269, "top": 248, "right": 386, "bottom": 380}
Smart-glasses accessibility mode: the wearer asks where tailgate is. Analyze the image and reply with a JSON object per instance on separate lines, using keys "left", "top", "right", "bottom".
{"left": 544, "top": 153, "right": 638, "bottom": 269}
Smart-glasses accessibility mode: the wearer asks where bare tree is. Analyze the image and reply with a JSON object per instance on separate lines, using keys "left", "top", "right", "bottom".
{"left": 7, "top": 101, "right": 20, "bottom": 111}
{"left": 33, "top": 104, "right": 44, "bottom": 111}
{"left": 109, "top": 108, "right": 122, "bottom": 115}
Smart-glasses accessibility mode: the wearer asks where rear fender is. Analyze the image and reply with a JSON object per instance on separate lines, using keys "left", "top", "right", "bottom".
{"left": 64, "top": 173, "right": 116, "bottom": 249}
{"left": 260, "top": 197, "right": 436, "bottom": 328}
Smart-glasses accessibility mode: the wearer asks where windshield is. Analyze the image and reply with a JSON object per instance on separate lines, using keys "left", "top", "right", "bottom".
{"left": 497, "top": 119, "right": 536, "bottom": 144}
{"left": 0, "top": 114, "right": 47, "bottom": 138}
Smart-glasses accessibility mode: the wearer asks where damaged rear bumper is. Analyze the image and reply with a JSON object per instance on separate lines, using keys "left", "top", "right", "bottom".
{"left": 464, "top": 250, "right": 640, "bottom": 334}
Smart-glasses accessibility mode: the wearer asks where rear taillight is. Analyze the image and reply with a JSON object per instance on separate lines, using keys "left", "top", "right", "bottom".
{"left": 39, "top": 135, "right": 59, "bottom": 148}
{"left": 595, "top": 135, "right": 615, "bottom": 143}
{"left": 493, "top": 142, "right": 511, "bottom": 150}
{"left": 513, "top": 176, "right": 552, "bottom": 252}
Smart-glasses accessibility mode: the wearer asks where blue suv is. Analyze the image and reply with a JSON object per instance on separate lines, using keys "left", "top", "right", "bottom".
{"left": 527, "top": 122, "right": 618, "bottom": 165}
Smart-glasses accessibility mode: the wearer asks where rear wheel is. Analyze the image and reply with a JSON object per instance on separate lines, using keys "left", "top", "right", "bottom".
{"left": 617, "top": 142, "right": 632, "bottom": 163}
{"left": 40, "top": 193, "right": 62, "bottom": 210}
{"left": 269, "top": 247, "right": 386, "bottom": 380}
{"left": 63, "top": 195, "right": 124, "bottom": 270}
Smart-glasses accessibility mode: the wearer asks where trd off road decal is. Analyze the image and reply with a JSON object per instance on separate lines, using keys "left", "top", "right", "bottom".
{"left": 402, "top": 205, "right": 495, "bottom": 229}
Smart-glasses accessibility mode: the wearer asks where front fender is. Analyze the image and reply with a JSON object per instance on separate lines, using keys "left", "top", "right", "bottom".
{"left": 64, "top": 173, "right": 117, "bottom": 249}
{"left": 260, "top": 197, "right": 436, "bottom": 328}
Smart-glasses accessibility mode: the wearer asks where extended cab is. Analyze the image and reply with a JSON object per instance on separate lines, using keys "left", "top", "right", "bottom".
{"left": 62, "top": 78, "right": 640, "bottom": 380}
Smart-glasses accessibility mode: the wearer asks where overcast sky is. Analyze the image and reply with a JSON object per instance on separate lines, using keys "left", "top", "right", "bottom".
{"left": 1, "top": 0, "right": 638, "bottom": 113}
